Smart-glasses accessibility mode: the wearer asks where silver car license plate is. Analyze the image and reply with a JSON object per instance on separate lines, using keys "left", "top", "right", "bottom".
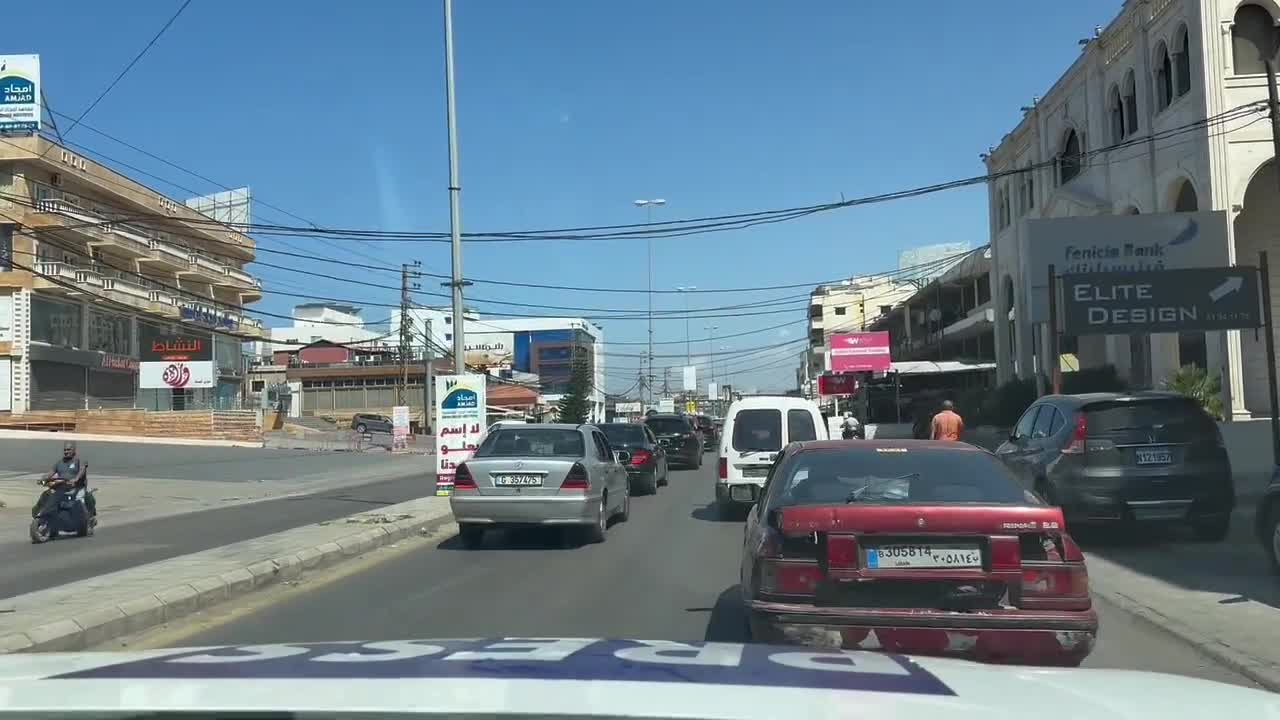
{"left": 493, "top": 474, "right": 543, "bottom": 487}
{"left": 1135, "top": 449, "right": 1173, "bottom": 465}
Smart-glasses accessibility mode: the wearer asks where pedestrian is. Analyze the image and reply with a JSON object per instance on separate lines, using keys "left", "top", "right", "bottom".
{"left": 930, "top": 400, "right": 964, "bottom": 442}
{"left": 840, "top": 412, "right": 861, "bottom": 440}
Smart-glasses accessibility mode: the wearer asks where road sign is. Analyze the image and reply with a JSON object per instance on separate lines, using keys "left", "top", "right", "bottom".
{"left": 1061, "top": 267, "right": 1261, "bottom": 336}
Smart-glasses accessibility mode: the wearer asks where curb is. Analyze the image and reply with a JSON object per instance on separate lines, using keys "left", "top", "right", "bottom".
{"left": 0, "top": 429, "right": 264, "bottom": 448}
{"left": 0, "top": 507, "right": 456, "bottom": 654}
{"left": 1090, "top": 571, "right": 1280, "bottom": 691}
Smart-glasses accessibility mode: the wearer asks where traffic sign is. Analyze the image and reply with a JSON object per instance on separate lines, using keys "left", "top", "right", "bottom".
{"left": 1061, "top": 267, "right": 1261, "bottom": 336}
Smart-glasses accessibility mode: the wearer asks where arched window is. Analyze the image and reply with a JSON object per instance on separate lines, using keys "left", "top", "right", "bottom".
{"left": 1154, "top": 42, "right": 1173, "bottom": 110}
{"left": 1059, "top": 129, "right": 1082, "bottom": 184}
{"left": 1173, "top": 24, "right": 1192, "bottom": 97}
{"left": 1123, "top": 71, "right": 1139, "bottom": 132}
{"left": 1174, "top": 179, "right": 1199, "bottom": 212}
{"left": 1232, "top": 4, "right": 1280, "bottom": 75}
{"left": 1108, "top": 86, "right": 1125, "bottom": 143}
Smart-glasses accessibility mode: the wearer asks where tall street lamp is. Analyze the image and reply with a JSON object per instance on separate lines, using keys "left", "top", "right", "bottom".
{"left": 676, "top": 285, "right": 696, "bottom": 366}
{"left": 635, "top": 198, "right": 665, "bottom": 403}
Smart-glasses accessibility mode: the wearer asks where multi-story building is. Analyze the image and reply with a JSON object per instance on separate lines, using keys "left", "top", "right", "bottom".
{"left": 0, "top": 135, "right": 265, "bottom": 412}
{"left": 872, "top": 246, "right": 995, "bottom": 364}
{"left": 803, "top": 274, "right": 916, "bottom": 392}
{"left": 983, "top": 0, "right": 1280, "bottom": 419}
{"left": 255, "top": 303, "right": 392, "bottom": 357}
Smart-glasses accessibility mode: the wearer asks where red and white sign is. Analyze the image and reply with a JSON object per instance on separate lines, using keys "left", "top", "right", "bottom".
{"left": 829, "top": 332, "right": 891, "bottom": 374}
{"left": 139, "top": 360, "right": 215, "bottom": 389}
{"left": 818, "top": 373, "right": 859, "bottom": 396}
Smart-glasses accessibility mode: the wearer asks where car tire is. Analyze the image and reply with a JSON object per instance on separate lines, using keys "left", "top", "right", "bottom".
{"left": 1191, "top": 515, "right": 1230, "bottom": 542}
{"left": 696, "top": 452, "right": 703, "bottom": 470}
{"left": 583, "top": 496, "right": 607, "bottom": 544}
{"left": 458, "top": 524, "right": 485, "bottom": 549}
{"left": 1265, "top": 502, "right": 1280, "bottom": 575}
{"left": 617, "top": 484, "right": 630, "bottom": 522}
{"left": 658, "top": 468, "right": 669, "bottom": 486}
{"left": 355, "top": 423, "right": 367, "bottom": 434}
{"left": 647, "top": 472, "right": 660, "bottom": 495}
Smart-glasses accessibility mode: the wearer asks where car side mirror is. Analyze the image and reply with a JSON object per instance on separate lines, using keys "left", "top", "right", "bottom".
{"left": 615, "top": 451, "right": 631, "bottom": 464}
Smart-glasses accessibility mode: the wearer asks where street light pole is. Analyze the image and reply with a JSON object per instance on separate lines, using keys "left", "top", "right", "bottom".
{"left": 677, "top": 286, "right": 695, "bottom": 365}
{"left": 443, "top": 0, "right": 468, "bottom": 373}
{"left": 635, "top": 199, "right": 665, "bottom": 404}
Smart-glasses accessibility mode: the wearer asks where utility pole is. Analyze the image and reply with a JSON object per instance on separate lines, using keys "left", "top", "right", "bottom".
{"left": 662, "top": 367, "right": 671, "bottom": 399}
{"left": 425, "top": 318, "right": 435, "bottom": 433}
{"left": 397, "top": 262, "right": 423, "bottom": 406}
{"left": 635, "top": 199, "right": 666, "bottom": 403}
{"left": 443, "top": 0, "right": 470, "bottom": 373}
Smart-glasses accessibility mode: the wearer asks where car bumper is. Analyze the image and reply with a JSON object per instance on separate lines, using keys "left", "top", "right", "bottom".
{"left": 716, "top": 481, "right": 762, "bottom": 505}
{"left": 1055, "top": 488, "right": 1234, "bottom": 525}
{"left": 450, "top": 493, "right": 599, "bottom": 526}
{"left": 626, "top": 466, "right": 657, "bottom": 484}
{"left": 747, "top": 600, "right": 1097, "bottom": 667}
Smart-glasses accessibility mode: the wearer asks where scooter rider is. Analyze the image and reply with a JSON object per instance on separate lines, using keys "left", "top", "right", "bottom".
{"left": 840, "top": 412, "right": 861, "bottom": 440}
{"left": 40, "top": 441, "right": 95, "bottom": 520}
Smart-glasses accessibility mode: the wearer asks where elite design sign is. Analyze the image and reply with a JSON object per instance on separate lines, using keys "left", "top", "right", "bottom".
{"left": 1061, "top": 268, "right": 1261, "bottom": 335}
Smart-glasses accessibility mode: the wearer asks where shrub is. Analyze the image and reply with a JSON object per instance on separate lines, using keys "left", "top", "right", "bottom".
{"left": 1161, "top": 365, "right": 1223, "bottom": 420}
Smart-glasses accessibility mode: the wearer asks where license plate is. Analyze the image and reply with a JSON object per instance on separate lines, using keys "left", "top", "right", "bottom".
{"left": 1135, "top": 449, "right": 1173, "bottom": 465}
{"left": 866, "top": 545, "right": 983, "bottom": 570}
{"left": 1130, "top": 504, "right": 1189, "bottom": 521}
{"left": 493, "top": 474, "right": 543, "bottom": 487}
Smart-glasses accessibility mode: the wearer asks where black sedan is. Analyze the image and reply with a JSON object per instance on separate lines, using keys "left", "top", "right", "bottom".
{"left": 644, "top": 414, "right": 703, "bottom": 470}
{"left": 599, "top": 422, "right": 669, "bottom": 495}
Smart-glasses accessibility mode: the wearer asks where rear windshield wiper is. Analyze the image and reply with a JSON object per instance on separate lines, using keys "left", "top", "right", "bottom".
{"left": 738, "top": 447, "right": 779, "bottom": 458}
{"left": 846, "top": 473, "right": 919, "bottom": 503}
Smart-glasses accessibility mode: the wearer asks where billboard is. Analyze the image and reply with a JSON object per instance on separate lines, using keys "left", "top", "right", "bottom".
{"left": 818, "top": 373, "right": 859, "bottom": 396}
{"left": 682, "top": 366, "right": 696, "bottom": 392}
{"left": 464, "top": 332, "right": 514, "bottom": 368}
{"left": 142, "top": 333, "right": 213, "bottom": 362}
{"left": 186, "top": 188, "right": 251, "bottom": 228}
{"left": 140, "top": 360, "right": 214, "bottom": 389}
{"left": 434, "top": 374, "right": 487, "bottom": 496}
{"left": 1022, "top": 212, "right": 1229, "bottom": 324}
{"left": 829, "top": 332, "right": 891, "bottom": 374}
{"left": 0, "top": 55, "right": 40, "bottom": 133}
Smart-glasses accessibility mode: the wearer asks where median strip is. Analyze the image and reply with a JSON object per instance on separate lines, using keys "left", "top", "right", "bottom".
{"left": 0, "top": 496, "right": 455, "bottom": 653}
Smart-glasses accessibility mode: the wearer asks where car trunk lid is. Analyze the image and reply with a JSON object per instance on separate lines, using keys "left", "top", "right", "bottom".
{"left": 460, "top": 457, "right": 579, "bottom": 497}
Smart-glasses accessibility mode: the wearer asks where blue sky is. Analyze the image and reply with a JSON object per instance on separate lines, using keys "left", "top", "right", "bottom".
{"left": 12, "top": 0, "right": 1123, "bottom": 393}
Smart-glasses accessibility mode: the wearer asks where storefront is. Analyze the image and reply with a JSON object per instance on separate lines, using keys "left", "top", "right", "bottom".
{"left": 26, "top": 296, "right": 140, "bottom": 410}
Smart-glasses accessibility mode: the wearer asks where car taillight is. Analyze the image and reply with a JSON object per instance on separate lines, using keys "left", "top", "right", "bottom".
{"left": 1020, "top": 562, "right": 1090, "bottom": 610}
{"left": 454, "top": 463, "right": 476, "bottom": 491}
{"left": 629, "top": 449, "right": 651, "bottom": 466}
{"left": 718, "top": 457, "right": 727, "bottom": 479}
{"left": 560, "top": 462, "right": 589, "bottom": 491}
{"left": 1061, "top": 413, "right": 1088, "bottom": 454}
{"left": 756, "top": 529, "right": 821, "bottom": 597}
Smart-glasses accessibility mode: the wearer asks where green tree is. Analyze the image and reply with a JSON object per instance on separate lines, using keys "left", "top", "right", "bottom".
{"left": 556, "top": 346, "right": 592, "bottom": 424}
{"left": 1162, "top": 364, "right": 1223, "bottom": 420}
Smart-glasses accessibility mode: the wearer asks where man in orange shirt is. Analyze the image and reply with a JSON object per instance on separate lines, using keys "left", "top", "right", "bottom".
{"left": 930, "top": 400, "right": 965, "bottom": 442}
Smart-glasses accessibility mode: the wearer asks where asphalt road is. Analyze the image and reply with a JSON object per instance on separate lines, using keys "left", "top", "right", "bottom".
{"left": 1, "top": 473, "right": 430, "bottom": 598}
{"left": 0, "top": 437, "right": 406, "bottom": 482}
{"left": 152, "top": 459, "right": 1259, "bottom": 688}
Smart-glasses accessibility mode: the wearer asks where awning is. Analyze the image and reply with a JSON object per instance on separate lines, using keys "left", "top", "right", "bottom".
{"left": 888, "top": 361, "right": 996, "bottom": 376}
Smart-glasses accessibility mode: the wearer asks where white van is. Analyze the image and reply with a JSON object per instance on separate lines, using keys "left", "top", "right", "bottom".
{"left": 716, "top": 396, "right": 828, "bottom": 508}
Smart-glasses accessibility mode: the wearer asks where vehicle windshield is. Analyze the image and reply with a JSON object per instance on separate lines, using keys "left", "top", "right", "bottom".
{"left": 645, "top": 417, "right": 692, "bottom": 435}
{"left": 1086, "top": 399, "right": 1217, "bottom": 441}
{"left": 767, "top": 448, "right": 1034, "bottom": 510}
{"left": 473, "top": 429, "right": 585, "bottom": 458}
{"left": 732, "top": 409, "right": 782, "bottom": 452}
{"left": 600, "top": 424, "right": 648, "bottom": 447}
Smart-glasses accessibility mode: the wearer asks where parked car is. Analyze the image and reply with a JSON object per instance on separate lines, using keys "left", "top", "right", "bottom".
{"left": 644, "top": 414, "right": 703, "bottom": 470}
{"left": 1255, "top": 467, "right": 1280, "bottom": 573}
{"left": 450, "top": 424, "right": 630, "bottom": 548}
{"left": 717, "top": 396, "right": 826, "bottom": 509}
{"left": 994, "top": 392, "right": 1233, "bottom": 540}
{"left": 350, "top": 413, "right": 393, "bottom": 434}
{"left": 740, "top": 439, "right": 1097, "bottom": 666}
{"left": 599, "top": 422, "right": 669, "bottom": 495}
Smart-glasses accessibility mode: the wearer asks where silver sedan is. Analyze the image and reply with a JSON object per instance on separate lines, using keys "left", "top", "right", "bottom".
{"left": 449, "top": 424, "right": 631, "bottom": 548}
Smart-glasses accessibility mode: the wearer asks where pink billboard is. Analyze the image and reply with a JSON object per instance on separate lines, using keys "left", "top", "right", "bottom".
{"left": 829, "top": 331, "right": 891, "bottom": 374}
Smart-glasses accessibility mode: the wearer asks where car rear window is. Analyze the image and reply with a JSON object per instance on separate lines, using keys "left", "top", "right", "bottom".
{"left": 766, "top": 447, "right": 1033, "bottom": 510}
{"left": 787, "top": 409, "right": 818, "bottom": 441}
{"left": 1085, "top": 399, "right": 1216, "bottom": 441}
{"left": 645, "top": 417, "right": 692, "bottom": 435}
{"left": 733, "top": 409, "right": 783, "bottom": 452}
{"left": 600, "top": 424, "right": 648, "bottom": 447}
{"left": 474, "top": 428, "right": 585, "bottom": 458}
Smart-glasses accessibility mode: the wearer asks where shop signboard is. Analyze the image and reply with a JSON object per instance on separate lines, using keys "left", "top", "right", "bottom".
{"left": 829, "top": 332, "right": 891, "bottom": 373}
{"left": 614, "top": 401, "right": 642, "bottom": 414}
{"left": 140, "top": 360, "right": 214, "bottom": 389}
{"left": 1061, "top": 268, "right": 1262, "bottom": 335}
{"left": 818, "top": 373, "right": 859, "bottom": 396}
{"left": 180, "top": 304, "right": 238, "bottom": 331}
{"left": 0, "top": 55, "right": 40, "bottom": 133}
{"left": 434, "top": 374, "right": 487, "bottom": 496}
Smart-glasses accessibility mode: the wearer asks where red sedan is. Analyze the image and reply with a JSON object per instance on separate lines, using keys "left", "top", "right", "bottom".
{"left": 740, "top": 440, "right": 1097, "bottom": 667}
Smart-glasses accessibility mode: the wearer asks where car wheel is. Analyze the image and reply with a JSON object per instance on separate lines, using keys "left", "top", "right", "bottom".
{"left": 658, "top": 468, "right": 669, "bottom": 486}
{"left": 1191, "top": 515, "right": 1230, "bottom": 542}
{"left": 696, "top": 452, "right": 703, "bottom": 469}
{"left": 29, "top": 518, "right": 51, "bottom": 544}
{"left": 647, "top": 471, "right": 660, "bottom": 495}
{"left": 458, "top": 524, "right": 485, "bottom": 549}
{"left": 355, "top": 423, "right": 367, "bottom": 434}
{"left": 583, "top": 496, "right": 607, "bottom": 544}
{"left": 617, "top": 483, "right": 630, "bottom": 522}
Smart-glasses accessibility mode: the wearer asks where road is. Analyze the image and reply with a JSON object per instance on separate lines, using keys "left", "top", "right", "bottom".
{"left": 140, "top": 460, "right": 1259, "bottom": 688}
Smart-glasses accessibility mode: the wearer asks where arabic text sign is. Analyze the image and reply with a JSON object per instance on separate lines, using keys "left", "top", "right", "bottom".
{"left": 0, "top": 55, "right": 40, "bottom": 132}
{"left": 54, "top": 639, "right": 953, "bottom": 695}
{"left": 141, "top": 334, "right": 213, "bottom": 362}
{"left": 392, "top": 406, "right": 410, "bottom": 437}
{"left": 1023, "top": 212, "right": 1229, "bottom": 324}
{"left": 139, "top": 360, "right": 214, "bottom": 389}
{"left": 463, "top": 332, "right": 514, "bottom": 368}
{"left": 1061, "top": 268, "right": 1262, "bottom": 336}
{"left": 829, "top": 332, "right": 891, "bottom": 373}
{"left": 434, "top": 374, "right": 487, "bottom": 495}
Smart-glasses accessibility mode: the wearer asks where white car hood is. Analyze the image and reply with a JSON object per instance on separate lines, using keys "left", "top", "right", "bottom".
{"left": 0, "top": 638, "right": 1274, "bottom": 719}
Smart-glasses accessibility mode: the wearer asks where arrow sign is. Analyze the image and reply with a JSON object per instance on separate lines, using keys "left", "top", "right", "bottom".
{"left": 1209, "top": 276, "right": 1244, "bottom": 302}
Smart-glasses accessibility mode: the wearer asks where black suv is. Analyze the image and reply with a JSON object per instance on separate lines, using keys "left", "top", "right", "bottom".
{"left": 994, "top": 392, "right": 1234, "bottom": 540}
{"left": 644, "top": 413, "right": 703, "bottom": 470}
{"left": 350, "top": 413, "right": 393, "bottom": 434}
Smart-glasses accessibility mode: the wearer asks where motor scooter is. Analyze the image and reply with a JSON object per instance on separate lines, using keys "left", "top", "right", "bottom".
{"left": 30, "top": 477, "right": 95, "bottom": 543}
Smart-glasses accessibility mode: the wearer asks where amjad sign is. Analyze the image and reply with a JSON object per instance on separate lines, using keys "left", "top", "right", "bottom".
{"left": 0, "top": 55, "right": 40, "bottom": 133}
{"left": 829, "top": 332, "right": 891, "bottom": 374}
{"left": 434, "top": 374, "right": 487, "bottom": 496}
{"left": 1061, "top": 268, "right": 1262, "bottom": 336}
{"left": 1023, "top": 212, "right": 1230, "bottom": 323}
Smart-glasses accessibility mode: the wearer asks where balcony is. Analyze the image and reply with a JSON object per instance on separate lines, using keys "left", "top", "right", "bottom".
{"left": 144, "top": 239, "right": 190, "bottom": 270}
{"left": 181, "top": 253, "right": 226, "bottom": 283}
{"left": 32, "top": 262, "right": 78, "bottom": 294}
